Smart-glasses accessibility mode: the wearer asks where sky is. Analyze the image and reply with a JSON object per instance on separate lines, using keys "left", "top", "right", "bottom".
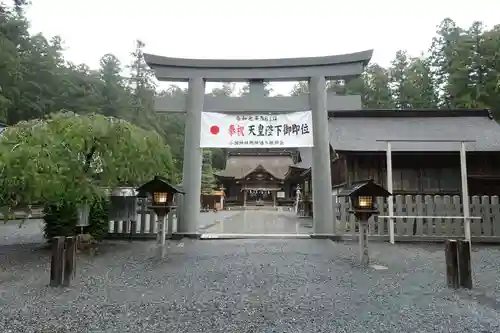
{"left": 26, "top": 0, "right": 500, "bottom": 96}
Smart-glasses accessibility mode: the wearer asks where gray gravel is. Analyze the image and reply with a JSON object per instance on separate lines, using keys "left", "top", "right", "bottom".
{"left": 0, "top": 219, "right": 45, "bottom": 246}
{"left": 1, "top": 211, "right": 500, "bottom": 332}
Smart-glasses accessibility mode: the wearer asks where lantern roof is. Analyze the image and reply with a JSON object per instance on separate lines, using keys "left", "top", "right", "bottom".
{"left": 338, "top": 179, "right": 391, "bottom": 198}
{"left": 136, "top": 176, "right": 185, "bottom": 197}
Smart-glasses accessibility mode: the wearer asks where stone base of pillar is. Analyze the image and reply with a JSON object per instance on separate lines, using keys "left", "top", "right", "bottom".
{"left": 310, "top": 234, "right": 339, "bottom": 240}
{"left": 171, "top": 233, "right": 201, "bottom": 240}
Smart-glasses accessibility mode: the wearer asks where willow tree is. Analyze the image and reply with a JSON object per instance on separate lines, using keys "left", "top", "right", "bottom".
{"left": 0, "top": 111, "right": 175, "bottom": 239}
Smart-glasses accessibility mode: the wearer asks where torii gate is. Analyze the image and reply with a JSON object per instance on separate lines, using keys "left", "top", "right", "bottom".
{"left": 144, "top": 50, "right": 373, "bottom": 238}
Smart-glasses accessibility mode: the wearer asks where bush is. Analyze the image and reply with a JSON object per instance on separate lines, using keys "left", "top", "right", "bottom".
{"left": 85, "top": 197, "right": 109, "bottom": 241}
{"left": 43, "top": 202, "right": 78, "bottom": 241}
{"left": 43, "top": 197, "right": 110, "bottom": 242}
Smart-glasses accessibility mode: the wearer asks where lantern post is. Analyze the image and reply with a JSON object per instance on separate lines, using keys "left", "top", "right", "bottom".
{"left": 338, "top": 180, "right": 391, "bottom": 265}
{"left": 136, "top": 176, "right": 184, "bottom": 258}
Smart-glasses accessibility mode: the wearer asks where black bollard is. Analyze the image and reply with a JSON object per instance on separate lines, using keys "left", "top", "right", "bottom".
{"left": 445, "top": 239, "right": 459, "bottom": 289}
{"left": 457, "top": 240, "right": 473, "bottom": 289}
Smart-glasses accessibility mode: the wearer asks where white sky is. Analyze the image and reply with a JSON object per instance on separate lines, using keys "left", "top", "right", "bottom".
{"left": 26, "top": 0, "right": 499, "bottom": 95}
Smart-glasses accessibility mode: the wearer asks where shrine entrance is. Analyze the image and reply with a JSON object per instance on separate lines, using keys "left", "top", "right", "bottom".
{"left": 249, "top": 189, "right": 270, "bottom": 204}
{"left": 144, "top": 51, "right": 372, "bottom": 238}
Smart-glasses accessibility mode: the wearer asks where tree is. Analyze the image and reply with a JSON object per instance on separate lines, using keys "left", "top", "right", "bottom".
{"left": 240, "top": 81, "right": 273, "bottom": 96}
{"left": 362, "top": 64, "right": 394, "bottom": 108}
{"left": 0, "top": 112, "right": 175, "bottom": 238}
{"left": 290, "top": 81, "right": 346, "bottom": 96}
{"left": 127, "top": 40, "right": 158, "bottom": 127}
{"left": 290, "top": 82, "right": 309, "bottom": 96}
{"left": 99, "top": 53, "right": 127, "bottom": 118}
{"left": 428, "top": 18, "right": 464, "bottom": 109}
{"left": 210, "top": 83, "right": 235, "bottom": 96}
{"left": 481, "top": 25, "right": 500, "bottom": 115}
{"left": 200, "top": 150, "right": 217, "bottom": 194}
{"left": 390, "top": 50, "right": 411, "bottom": 109}
{"left": 407, "top": 57, "right": 438, "bottom": 108}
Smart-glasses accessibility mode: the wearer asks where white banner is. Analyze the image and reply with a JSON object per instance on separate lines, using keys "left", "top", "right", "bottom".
{"left": 200, "top": 111, "right": 314, "bottom": 148}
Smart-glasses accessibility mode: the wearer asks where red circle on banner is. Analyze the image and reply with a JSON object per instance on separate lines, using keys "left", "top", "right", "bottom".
{"left": 210, "top": 125, "right": 220, "bottom": 135}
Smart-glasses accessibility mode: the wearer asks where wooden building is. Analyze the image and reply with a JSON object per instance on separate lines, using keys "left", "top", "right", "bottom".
{"left": 215, "top": 148, "right": 303, "bottom": 207}
{"left": 289, "top": 109, "right": 500, "bottom": 198}
{"left": 328, "top": 109, "right": 500, "bottom": 196}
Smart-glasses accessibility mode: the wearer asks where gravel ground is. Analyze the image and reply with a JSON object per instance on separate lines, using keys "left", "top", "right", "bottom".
{"left": 0, "top": 219, "right": 45, "bottom": 246}
{"left": 2, "top": 233, "right": 500, "bottom": 332}
{"left": 0, "top": 211, "right": 240, "bottom": 247}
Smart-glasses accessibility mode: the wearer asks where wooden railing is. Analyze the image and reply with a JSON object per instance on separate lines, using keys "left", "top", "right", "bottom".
{"left": 334, "top": 195, "right": 500, "bottom": 242}
{"left": 108, "top": 209, "right": 177, "bottom": 239}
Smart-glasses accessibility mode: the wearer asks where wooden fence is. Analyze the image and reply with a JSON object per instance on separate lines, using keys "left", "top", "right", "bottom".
{"left": 108, "top": 209, "right": 177, "bottom": 239}
{"left": 106, "top": 195, "right": 500, "bottom": 242}
{"left": 334, "top": 195, "right": 500, "bottom": 242}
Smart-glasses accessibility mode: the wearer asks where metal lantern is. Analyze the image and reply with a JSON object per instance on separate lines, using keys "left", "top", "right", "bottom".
{"left": 153, "top": 192, "right": 169, "bottom": 205}
{"left": 355, "top": 196, "right": 374, "bottom": 211}
{"left": 109, "top": 187, "right": 138, "bottom": 221}
{"left": 136, "top": 176, "right": 184, "bottom": 218}
{"left": 338, "top": 179, "right": 391, "bottom": 219}
{"left": 338, "top": 179, "right": 391, "bottom": 266}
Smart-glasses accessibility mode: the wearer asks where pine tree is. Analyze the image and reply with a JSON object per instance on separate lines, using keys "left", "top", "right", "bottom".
{"left": 201, "top": 150, "right": 216, "bottom": 194}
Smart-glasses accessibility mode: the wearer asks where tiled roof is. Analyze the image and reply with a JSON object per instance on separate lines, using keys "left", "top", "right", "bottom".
{"left": 294, "top": 148, "right": 312, "bottom": 169}
{"left": 328, "top": 110, "right": 500, "bottom": 152}
{"left": 216, "top": 155, "right": 294, "bottom": 179}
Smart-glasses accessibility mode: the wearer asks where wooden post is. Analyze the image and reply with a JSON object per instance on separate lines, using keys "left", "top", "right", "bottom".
{"left": 167, "top": 210, "right": 174, "bottom": 236}
{"left": 161, "top": 214, "right": 167, "bottom": 246}
{"left": 156, "top": 215, "right": 163, "bottom": 244}
{"left": 445, "top": 239, "right": 459, "bottom": 289}
{"left": 359, "top": 220, "right": 369, "bottom": 265}
{"left": 129, "top": 220, "right": 136, "bottom": 242}
{"left": 62, "top": 236, "right": 76, "bottom": 287}
{"left": 386, "top": 142, "right": 395, "bottom": 244}
{"left": 460, "top": 142, "right": 471, "bottom": 242}
{"left": 50, "top": 236, "right": 65, "bottom": 287}
{"left": 458, "top": 240, "right": 473, "bottom": 289}
{"left": 156, "top": 213, "right": 167, "bottom": 259}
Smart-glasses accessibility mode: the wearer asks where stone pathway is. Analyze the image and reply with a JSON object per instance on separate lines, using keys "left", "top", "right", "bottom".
{"left": 201, "top": 210, "right": 313, "bottom": 235}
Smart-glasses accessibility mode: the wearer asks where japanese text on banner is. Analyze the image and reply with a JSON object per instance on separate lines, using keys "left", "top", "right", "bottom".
{"left": 200, "top": 111, "right": 314, "bottom": 148}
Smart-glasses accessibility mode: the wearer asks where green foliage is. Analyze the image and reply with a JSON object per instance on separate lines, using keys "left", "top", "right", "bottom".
{"left": 0, "top": 112, "right": 174, "bottom": 208}
{"left": 86, "top": 196, "right": 111, "bottom": 241}
{"left": 43, "top": 202, "right": 78, "bottom": 241}
{"left": 42, "top": 196, "right": 110, "bottom": 241}
{"left": 201, "top": 150, "right": 217, "bottom": 194}
{"left": 289, "top": 18, "right": 500, "bottom": 114}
